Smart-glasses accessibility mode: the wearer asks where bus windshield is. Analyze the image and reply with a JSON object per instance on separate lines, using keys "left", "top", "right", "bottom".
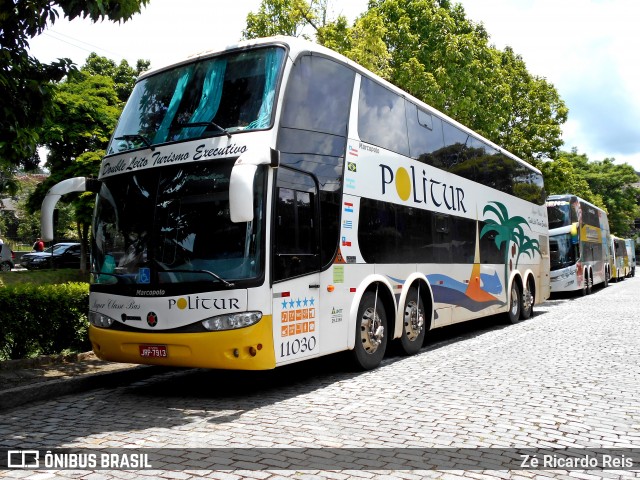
{"left": 91, "top": 160, "right": 265, "bottom": 286}
{"left": 549, "top": 233, "right": 577, "bottom": 270}
{"left": 107, "top": 46, "right": 285, "bottom": 154}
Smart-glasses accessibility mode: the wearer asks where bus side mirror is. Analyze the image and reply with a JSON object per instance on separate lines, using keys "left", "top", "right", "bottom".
{"left": 41, "top": 177, "right": 97, "bottom": 241}
{"left": 570, "top": 223, "right": 579, "bottom": 245}
{"left": 229, "top": 163, "right": 257, "bottom": 223}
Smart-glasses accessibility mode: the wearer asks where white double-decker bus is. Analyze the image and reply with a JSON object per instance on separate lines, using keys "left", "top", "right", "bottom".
{"left": 546, "top": 194, "right": 611, "bottom": 294}
{"left": 42, "top": 36, "right": 550, "bottom": 370}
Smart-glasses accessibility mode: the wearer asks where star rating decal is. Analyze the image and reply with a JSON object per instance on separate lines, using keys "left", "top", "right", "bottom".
{"left": 280, "top": 296, "right": 316, "bottom": 310}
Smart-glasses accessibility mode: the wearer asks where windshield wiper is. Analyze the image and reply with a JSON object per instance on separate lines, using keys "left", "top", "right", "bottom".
{"left": 151, "top": 260, "right": 234, "bottom": 287}
{"left": 90, "top": 271, "right": 137, "bottom": 284}
{"left": 115, "top": 134, "right": 155, "bottom": 151}
{"left": 177, "top": 121, "right": 232, "bottom": 138}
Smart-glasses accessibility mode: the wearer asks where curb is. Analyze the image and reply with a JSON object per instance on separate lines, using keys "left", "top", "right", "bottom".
{"left": 0, "top": 351, "right": 98, "bottom": 371}
{"left": 0, "top": 365, "right": 165, "bottom": 411}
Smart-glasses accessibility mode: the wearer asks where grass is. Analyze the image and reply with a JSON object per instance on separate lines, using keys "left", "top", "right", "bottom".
{"left": 2, "top": 241, "right": 33, "bottom": 252}
{"left": 0, "top": 269, "right": 90, "bottom": 287}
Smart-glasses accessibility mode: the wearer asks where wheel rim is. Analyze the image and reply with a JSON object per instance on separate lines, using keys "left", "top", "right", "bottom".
{"left": 403, "top": 300, "right": 424, "bottom": 342}
{"left": 523, "top": 286, "right": 533, "bottom": 312}
{"left": 510, "top": 284, "right": 519, "bottom": 317}
{"left": 360, "top": 306, "right": 384, "bottom": 354}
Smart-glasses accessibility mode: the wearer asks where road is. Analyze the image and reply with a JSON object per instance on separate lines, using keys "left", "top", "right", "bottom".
{"left": 1, "top": 276, "right": 639, "bottom": 479}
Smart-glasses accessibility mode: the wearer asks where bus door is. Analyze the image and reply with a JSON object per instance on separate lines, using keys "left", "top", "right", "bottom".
{"left": 272, "top": 167, "right": 321, "bottom": 365}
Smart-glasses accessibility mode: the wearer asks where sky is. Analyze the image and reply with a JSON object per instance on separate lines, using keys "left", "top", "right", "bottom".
{"left": 27, "top": 0, "right": 640, "bottom": 172}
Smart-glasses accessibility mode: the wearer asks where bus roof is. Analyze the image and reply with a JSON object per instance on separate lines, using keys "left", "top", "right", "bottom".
{"left": 137, "top": 35, "right": 540, "bottom": 175}
{"left": 546, "top": 194, "right": 608, "bottom": 214}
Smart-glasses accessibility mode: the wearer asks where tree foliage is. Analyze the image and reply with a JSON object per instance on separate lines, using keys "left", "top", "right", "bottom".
{"left": 40, "top": 55, "right": 147, "bottom": 174}
{"left": 0, "top": 0, "right": 149, "bottom": 195}
{"left": 244, "top": 0, "right": 567, "bottom": 163}
{"left": 243, "top": 0, "right": 327, "bottom": 39}
{"left": 245, "top": 0, "right": 639, "bottom": 236}
{"left": 82, "top": 52, "right": 150, "bottom": 104}
{"left": 318, "top": 12, "right": 392, "bottom": 79}
{"left": 25, "top": 54, "right": 146, "bottom": 269}
{"left": 539, "top": 151, "right": 601, "bottom": 206}
{"left": 541, "top": 150, "right": 640, "bottom": 237}
{"left": 584, "top": 159, "right": 640, "bottom": 237}
{"left": 352, "top": 0, "right": 567, "bottom": 163}
{"left": 44, "top": 72, "right": 121, "bottom": 172}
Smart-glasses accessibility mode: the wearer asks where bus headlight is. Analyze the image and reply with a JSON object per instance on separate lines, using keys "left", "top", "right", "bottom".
{"left": 89, "top": 311, "right": 115, "bottom": 328}
{"left": 201, "top": 311, "right": 262, "bottom": 331}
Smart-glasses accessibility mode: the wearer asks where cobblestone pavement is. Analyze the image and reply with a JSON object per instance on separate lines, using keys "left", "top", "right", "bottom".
{"left": 1, "top": 276, "right": 639, "bottom": 479}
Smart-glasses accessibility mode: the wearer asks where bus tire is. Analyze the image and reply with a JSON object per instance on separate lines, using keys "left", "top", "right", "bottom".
{"left": 400, "top": 287, "right": 427, "bottom": 355}
{"left": 520, "top": 277, "right": 534, "bottom": 320}
{"left": 506, "top": 281, "right": 522, "bottom": 324}
{"left": 586, "top": 269, "right": 593, "bottom": 295}
{"left": 580, "top": 272, "right": 588, "bottom": 295}
{"left": 352, "top": 291, "right": 388, "bottom": 370}
{"left": 604, "top": 268, "right": 609, "bottom": 287}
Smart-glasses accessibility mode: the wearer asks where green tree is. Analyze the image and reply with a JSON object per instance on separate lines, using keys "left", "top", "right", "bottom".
{"left": 243, "top": 0, "right": 327, "bottom": 39}
{"left": 584, "top": 158, "right": 640, "bottom": 237}
{"left": 27, "top": 54, "right": 147, "bottom": 270}
{"left": 82, "top": 53, "right": 150, "bottom": 104}
{"left": 541, "top": 149, "right": 640, "bottom": 237}
{"left": 360, "top": 0, "right": 567, "bottom": 163}
{"left": 318, "top": 11, "right": 392, "bottom": 79}
{"left": 539, "top": 152, "right": 603, "bottom": 208}
{"left": 42, "top": 70, "right": 121, "bottom": 172}
{"left": 244, "top": 0, "right": 567, "bottom": 163}
{"left": 0, "top": 0, "right": 149, "bottom": 195}
{"left": 495, "top": 47, "right": 567, "bottom": 163}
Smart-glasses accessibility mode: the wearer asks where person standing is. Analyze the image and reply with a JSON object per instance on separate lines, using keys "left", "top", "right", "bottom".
{"left": 33, "top": 238, "right": 44, "bottom": 252}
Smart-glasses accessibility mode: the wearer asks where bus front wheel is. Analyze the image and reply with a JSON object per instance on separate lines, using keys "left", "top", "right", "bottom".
{"left": 352, "top": 291, "right": 388, "bottom": 370}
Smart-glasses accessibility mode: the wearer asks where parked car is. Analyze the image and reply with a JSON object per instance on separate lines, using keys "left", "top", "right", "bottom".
{"left": 21, "top": 242, "right": 83, "bottom": 270}
{"left": 0, "top": 244, "right": 15, "bottom": 272}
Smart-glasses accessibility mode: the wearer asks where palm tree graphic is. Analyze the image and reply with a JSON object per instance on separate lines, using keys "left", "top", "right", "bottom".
{"left": 480, "top": 201, "right": 541, "bottom": 286}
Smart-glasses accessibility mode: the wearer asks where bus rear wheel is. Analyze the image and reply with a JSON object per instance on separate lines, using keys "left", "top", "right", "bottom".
{"left": 400, "top": 287, "right": 426, "bottom": 355}
{"left": 520, "top": 278, "right": 534, "bottom": 320}
{"left": 352, "top": 291, "right": 387, "bottom": 370}
{"left": 506, "top": 281, "right": 522, "bottom": 324}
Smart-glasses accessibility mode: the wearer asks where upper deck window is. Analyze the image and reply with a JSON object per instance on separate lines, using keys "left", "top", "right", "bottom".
{"left": 358, "top": 77, "right": 410, "bottom": 156}
{"left": 108, "top": 46, "right": 285, "bottom": 154}
{"left": 280, "top": 54, "right": 354, "bottom": 136}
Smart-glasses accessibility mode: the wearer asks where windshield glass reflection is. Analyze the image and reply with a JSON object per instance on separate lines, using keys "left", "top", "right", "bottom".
{"left": 549, "top": 233, "right": 577, "bottom": 270}
{"left": 92, "top": 161, "right": 264, "bottom": 286}
{"left": 108, "top": 46, "right": 285, "bottom": 154}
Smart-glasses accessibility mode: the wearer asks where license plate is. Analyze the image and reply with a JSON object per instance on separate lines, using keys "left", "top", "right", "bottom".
{"left": 139, "top": 345, "right": 168, "bottom": 358}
